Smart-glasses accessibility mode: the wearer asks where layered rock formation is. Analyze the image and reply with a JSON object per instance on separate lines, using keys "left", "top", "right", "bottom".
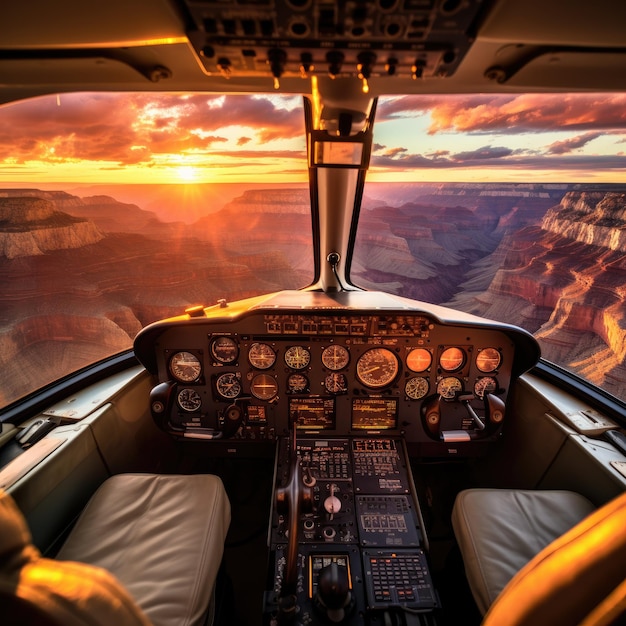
{"left": 447, "top": 190, "right": 626, "bottom": 397}
{"left": 0, "top": 197, "right": 103, "bottom": 259}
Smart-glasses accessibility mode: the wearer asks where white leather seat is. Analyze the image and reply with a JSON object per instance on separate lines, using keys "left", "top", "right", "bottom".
{"left": 451, "top": 488, "right": 596, "bottom": 615}
{"left": 56, "top": 473, "right": 231, "bottom": 626}
{"left": 1, "top": 474, "right": 231, "bottom": 625}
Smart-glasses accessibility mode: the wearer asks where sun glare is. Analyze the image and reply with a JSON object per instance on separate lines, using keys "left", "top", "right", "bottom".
{"left": 176, "top": 165, "right": 198, "bottom": 182}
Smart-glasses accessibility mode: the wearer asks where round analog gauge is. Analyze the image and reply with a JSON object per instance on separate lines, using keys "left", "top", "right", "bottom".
{"left": 437, "top": 376, "right": 463, "bottom": 399}
{"left": 325, "top": 373, "right": 348, "bottom": 394}
{"left": 250, "top": 374, "right": 278, "bottom": 400}
{"left": 287, "top": 373, "right": 309, "bottom": 393}
{"left": 356, "top": 348, "right": 399, "bottom": 389}
{"left": 439, "top": 347, "right": 465, "bottom": 372}
{"left": 474, "top": 377, "right": 498, "bottom": 399}
{"left": 405, "top": 377, "right": 429, "bottom": 400}
{"left": 321, "top": 345, "right": 350, "bottom": 370}
{"left": 215, "top": 372, "right": 241, "bottom": 399}
{"left": 248, "top": 342, "right": 276, "bottom": 370}
{"left": 284, "top": 345, "right": 311, "bottom": 370}
{"left": 169, "top": 351, "right": 202, "bottom": 383}
{"left": 476, "top": 348, "right": 501, "bottom": 373}
{"left": 210, "top": 336, "right": 238, "bottom": 364}
{"left": 406, "top": 348, "right": 432, "bottom": 372}
{"left": 177, "top": 388, "right": 202, "bottom": 412}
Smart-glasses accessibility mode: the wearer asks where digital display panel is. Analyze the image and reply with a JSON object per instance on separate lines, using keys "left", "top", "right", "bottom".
{"left": 290, "top": 397, "right": 335, "bottom": 430}
{"left": 351, "top": 398, "right": 398, "bottom": 430}
{"left": 247, "top": 405, "right": 267, "bottom": 424}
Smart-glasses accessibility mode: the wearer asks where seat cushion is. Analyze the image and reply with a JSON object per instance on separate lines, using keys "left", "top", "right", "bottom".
{"left": 57, "top": 473, "right": 231, "bottom": 626}
{"left": 451, "top": 488, "right": 596, "bottom": 615}
{"left": 0, "top": 488, "right": 150, "bottom": 626}
{"left": 483, "top": 491, "right": 626, "bottom": 626}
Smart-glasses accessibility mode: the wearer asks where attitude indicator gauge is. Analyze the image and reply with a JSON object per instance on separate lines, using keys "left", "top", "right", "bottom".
{"left": 406, "top": 347, "right": 432, "bottom": 372}
{"left": 439, "top": 347, "right": 465, "bottom": 372}
{"left": 169, "top": 351, "right": 202, "bottom": 383}
{"left": 476, "top": 348, "right": 501, "bottom": 373}
{"left": 250, "top": 374, "right": 278, "bottom": 400}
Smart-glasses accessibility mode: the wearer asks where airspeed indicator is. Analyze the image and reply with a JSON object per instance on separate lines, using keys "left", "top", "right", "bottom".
{"left": 356, "top": 347, "right": 399, "bottom": 389}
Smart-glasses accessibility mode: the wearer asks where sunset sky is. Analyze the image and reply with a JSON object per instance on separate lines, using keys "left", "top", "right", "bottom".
{"left": 1, "top": 92, "right": 626, "bottom": 184}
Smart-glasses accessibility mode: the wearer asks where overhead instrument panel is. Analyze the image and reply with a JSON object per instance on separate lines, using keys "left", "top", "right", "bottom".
{"left": 176, "top": 0, "right": 486, "bottom": 86}
{"left": 135, "top": 291, "right": 540, "bottom": 456}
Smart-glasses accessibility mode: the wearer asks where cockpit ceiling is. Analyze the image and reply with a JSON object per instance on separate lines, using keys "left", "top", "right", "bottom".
{"left": 1, "top": 0, "right": 626, "bottom": 103}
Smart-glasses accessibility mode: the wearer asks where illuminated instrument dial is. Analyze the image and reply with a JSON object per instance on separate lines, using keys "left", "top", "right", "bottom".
{"left": 406, "top": 348, "right": 432, "bottom": 372}
{"left": 177, "top": 388, "right": 202, "bottom": 412}
{"left": 210, "top": 336, "right": 238, "bottom": 364}
{"left": 248, "top": 342, "right": 276, "bottom": 370}
{"left": 476, "top": 348, "right": 501, "bottom": 373}
{"left": 169, "top": 351, "right": 202, "bottom": 383}
{"left": 439, "top": 347, "right": 465, "bottom": 372}
{"left": 215, "top": 372, "right": 241, "bottom": 399}
{"left": 321, "top": 345, "right": 350, "bottom": 370}
{"left": 250, "top": 374, "right": 278, "bottom": 400}
{"left": 287, "top": 373, "right": 309, "bottom": 393}
{"left": 284, "top": 345, "right": 311, "bottom": 370}
{"left": 356, "top": 348, "right": 399, "bottom": 389}
{"left": 325, "top": 373, "right": 348, "bottom": 394}
{"left": 437, "top": 376, "right": 463, "bottom": 399}
{"left": 405, "top": 377, "right": 429, "bottom": 400}
{"left": 474, "top": 377, "right": 498, "bottom": 399}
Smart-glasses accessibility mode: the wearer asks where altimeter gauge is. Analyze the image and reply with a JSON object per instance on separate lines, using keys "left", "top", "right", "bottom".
{"left": 287, "top": 373, "right": 309, "bottom": 393}
{"left": 169, "top": 351, "right": 202, "bottom": 383}
{"left": 474, "top": 377, "right": 498, "bottom": 399}
{"left": 215, "top": 372, "right": 242, "bottom": 399}
{"left": 321, "top": 345, "right": 350, "bottom": 370}
{"left": 248, "top": 342, "right": 276, "bottom": 370}
{"left": 177, "top": 388, "right": 202, "bottom": 412}
{"left": 356, "top": 347, "right": 399, "bottom": 389}
{"left": 284, "top": 345, "right": 311, "bottom": 370}
{"left": 325, "top": 373, "right": 348, "bottom": 394}
{"left": 405, "top": 377, "right": 429, "bottom": 400}
{"left": 437, "top": 376, "right": 463, "bottom": 399}
{"left": 210, "top": 336, "right": 238, "bottom": 364}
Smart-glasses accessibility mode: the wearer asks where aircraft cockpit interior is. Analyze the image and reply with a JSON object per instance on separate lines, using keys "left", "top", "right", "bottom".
{"left": 1, "top": 1, "right": 626, "bottom": 625}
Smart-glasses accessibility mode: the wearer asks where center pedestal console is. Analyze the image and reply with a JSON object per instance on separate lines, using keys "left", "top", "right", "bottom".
{"left": 263, "top": 437, "right": 439, "bottom": 625}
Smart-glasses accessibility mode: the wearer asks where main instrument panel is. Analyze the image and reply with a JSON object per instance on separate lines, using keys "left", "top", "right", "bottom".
{"left": 134, "top": 290, "right": 540, "bottom": 456}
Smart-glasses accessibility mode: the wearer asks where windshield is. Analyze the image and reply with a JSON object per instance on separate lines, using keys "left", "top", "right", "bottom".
{"left": 0, "top": 93, "right": 312, "bottom": 407}
{"left": 355, "top": 93, "right": 626, "bottom": 400}
{"left": 1, "top": 92, "right": 625, "bottom": 408}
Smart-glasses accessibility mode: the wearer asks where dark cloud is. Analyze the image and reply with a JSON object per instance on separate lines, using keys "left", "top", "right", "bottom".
{"left": 547, "top": 132, "right": 602, "bottom": 154}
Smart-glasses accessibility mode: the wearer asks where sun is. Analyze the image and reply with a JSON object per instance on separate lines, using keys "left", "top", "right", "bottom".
{"left": 175, "top": 165, "right": 198, "bottom": 182}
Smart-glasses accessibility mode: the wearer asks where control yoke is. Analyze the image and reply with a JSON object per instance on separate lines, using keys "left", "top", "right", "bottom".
{"left": 422, "top": 392, "right": 505, "bottom": 441}
{"left": 275, "top": 428, "right": 313, "bottom": 620}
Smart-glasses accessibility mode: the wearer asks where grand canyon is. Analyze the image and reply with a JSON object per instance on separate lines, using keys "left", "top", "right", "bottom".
{"left": 1, "top": 183, "right": 625, "bottom": 405}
